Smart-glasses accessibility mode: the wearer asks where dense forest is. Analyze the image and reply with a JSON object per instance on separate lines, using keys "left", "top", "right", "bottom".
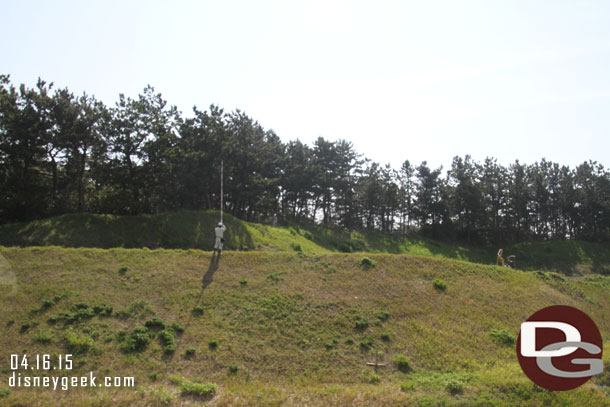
{"left": 1, "top": 75, "right": 609, "bottom": 244}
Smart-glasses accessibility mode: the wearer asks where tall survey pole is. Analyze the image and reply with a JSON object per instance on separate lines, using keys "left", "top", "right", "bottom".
{"left": 220, "top": 160, "right": 224, "bottom": 224}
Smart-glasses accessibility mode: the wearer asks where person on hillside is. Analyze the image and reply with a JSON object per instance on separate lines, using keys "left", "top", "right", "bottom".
{"left": 213, "top": 222, "right": 227, "bottom": 254}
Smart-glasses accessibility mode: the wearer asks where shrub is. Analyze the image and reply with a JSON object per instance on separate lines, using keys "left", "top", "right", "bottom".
{"left": 20, "top": 322, "right": 32, "bottom": 333}
{"left": 48, "top": 311, "right": 74, "bottom": 325}
{"left": 179, "top": 380, "right": 218, "bottom": 398}
{"left": 192, "top": 305, "right": 205, "bottom": 315}
{"left": 393, "top": 354, "right": 411, "bottom": 372}
{"left": 381, "top": 332, "right": 390, "bottom": 342}
{"left": 345, "top": 337, "right": 354, "bottom": 345}
{"left": 74, "top": 307, "right": 95, "bottom": 320}
{"left": 158, "top": 330, "right": 172, "bottom": 343}
{"left": 229, "top": 364, "right": 239, "bottom": 374}
{"left": 239, "top": 279, "right": 248, "bottom": 285}
{"left": 64, "top": 329, "right": 93, "bottom": 354}
{"left": 489, "top": 329, "right": 516, "bottom": 346}
{"left": 149, "top": 373, "right": 158, "bottom": 381}
{"left": 158, "top": 330, "right": 175, "bottom": 354}
{"left": 145, "top": 317, "right": 166, "bottom": 330}
{"left": 358, "top": 257, "right": 377, "bottom": 268}
{"left": 93, "top": 304, "right": 113, "bottom": 316}
{"left": 291, "top": 243, "right": 302, "bottom": 252}
{"left": 122, "top": 326, "right": 152, "bottom": 353}
{"left": 119, "top": 266, "right": 128, "bottom": 275}
{"left": 208, "top": 340, "right": 219, "bottom": 350}
{"left": 446, "top": 379, "right": 464, "bottom": 395}
{"left": 0, "top": 388, "right": 10, "bottom": 398}
{"left": 376, "top": 310, "right": 390, "bottom": 322}
{"left": 338, "top": 243, "right": 352, "bottom": 253}
{"left": 400, "top": 381, "right": 415, "bottom": 393}
{"left": 42, "top": 299, "right": 55, "bottom": 309}
{"left": 355, "top": 316, "right": 369, "bottom": 330}
{"left": 34, "top": 330, "right": 55, "bottom": 344}
{"left": 116, "top": 330, "right": 127, "bottom": 341}
{"left": 72, "top": 302, "right": 89, "bottom": 310}
{"left": 267, "top": 272, "right": 283, "bottom": 282}
{"left": 49, "top": 304, "right": 100, "bottom": 324}
{"left": 185, "top": 348, "right": 196, "bottom": 357}
{"left": 433, "top": 279, "right": 447, "bottom": 291}
{"left": 360, "top": 336, "right": 374, "bottom": 350}
{"left": 169, "top": 322, "right": 185, "bottom": 334}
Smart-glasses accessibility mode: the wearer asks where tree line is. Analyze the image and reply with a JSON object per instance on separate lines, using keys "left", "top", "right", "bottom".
{"left": 1, "top": 75, "right": 609, "bottom": 243}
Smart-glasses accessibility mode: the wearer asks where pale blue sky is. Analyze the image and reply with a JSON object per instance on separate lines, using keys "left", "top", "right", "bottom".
{"left": 2, "top": 0, "right": 610, "bottom": 169}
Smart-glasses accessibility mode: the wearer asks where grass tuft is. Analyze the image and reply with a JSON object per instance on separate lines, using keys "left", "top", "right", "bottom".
{"left": 446, "top": 379, "right": 464, "bottom": 395}
{"left": 358, "top": 257, "right": 377, "bottom": 268}
{"left": 121, "top": 326, "right": 152, "bottom": 353}
{"left": 393, "top": 354, "right": 412, "bottom": 372}
{"left": 368, "top": 372, "right": 381, "bottom": 384}
{"left": 33, "top": 330, "right": 55, "bottom": 344}
{"left": 433, "top": 278, "right": 447, "bottom": 291}
{"left": 144, "top": 317, "right": 166, "bottom": 330}
{"left": 64, "top": 329, "right": 93, "bottom": 354}
{"left": 354, "top": 316, "right": 369, "bottom": 330}
{"left": 179, "top": 380, "right": 218, "bottom": 398}
{"left": 360, "top": 336, "right": 374, "bottom": 350}
{"left": 158, "top": 329, "right": 175, "bottom": 354}
{"left": 489, "top": 329, "right": 516, "bottom": 346}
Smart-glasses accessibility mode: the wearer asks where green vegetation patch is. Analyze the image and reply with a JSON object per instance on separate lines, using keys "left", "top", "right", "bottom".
{"left": 433, "top": 279, "right": 447, "bottom": 291}
{"left": 120, "top": 326, "right": 153, "bottom": 353}
{"left": 179, "top": 380, "right": 218, "bottom": 398}
{"left": 358, "top": 257, "right": 377, "bottom": 268}
{"left": 393, "top": 354, "right": 412, "bottom": 372}
{"left": 489, "top": 329, "right": 516, "bottom": 346}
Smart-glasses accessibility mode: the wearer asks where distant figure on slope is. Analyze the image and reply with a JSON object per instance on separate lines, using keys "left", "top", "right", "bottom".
{"left": 213, "top": 222, "right": 227, "bottom": 254}
{"left": 496, "top": 248, "right": 505, "bottom": 267}
{"left": 272, "top": 213, "right": 278, "bottom": 227}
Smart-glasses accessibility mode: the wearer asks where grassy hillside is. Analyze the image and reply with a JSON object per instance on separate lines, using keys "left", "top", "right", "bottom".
{"left": 1, "top": 210, "right": 609, "bottom": 274}
{"left": 0, "top": 247, "right": 609, "bottom": 406}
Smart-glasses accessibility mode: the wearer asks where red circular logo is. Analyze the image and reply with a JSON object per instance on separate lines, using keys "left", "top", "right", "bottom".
{"left": 516, "top": 305, "right": 603, "bottom": 391}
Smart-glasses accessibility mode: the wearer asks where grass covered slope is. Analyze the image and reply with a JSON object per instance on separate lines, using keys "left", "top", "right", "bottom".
{"left": 0, "top": 210, "right": 476, "bottom": 258}
{"left": 0, "top": 247, "right": 609, "bottom": 406}
{"left": 1, "top": 210, "right": 609, "bottom": 274}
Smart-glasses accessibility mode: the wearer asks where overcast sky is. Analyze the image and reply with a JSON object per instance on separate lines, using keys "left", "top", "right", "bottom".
{"left": 3, "top": 0, "right": 610, "bottom": 170}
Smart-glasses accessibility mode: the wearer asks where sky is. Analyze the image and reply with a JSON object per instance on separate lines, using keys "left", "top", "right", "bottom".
{"left": 2, "top": 0, "right": 610, "bottom": 170}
